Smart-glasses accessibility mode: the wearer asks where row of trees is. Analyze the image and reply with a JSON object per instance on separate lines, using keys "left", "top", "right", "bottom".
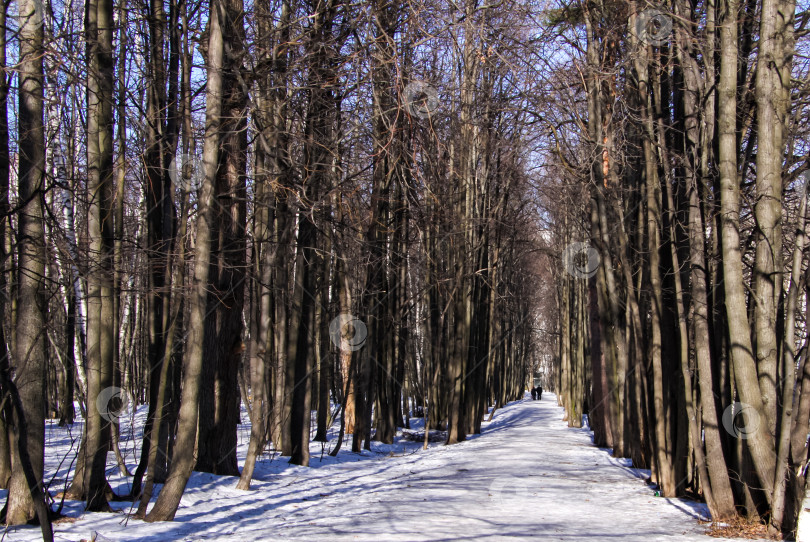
{"left": 547, "top": 0, "right": 809, "bottom": 537}
{"left": 0, "top": 0, "right": 548, "bottom": 534}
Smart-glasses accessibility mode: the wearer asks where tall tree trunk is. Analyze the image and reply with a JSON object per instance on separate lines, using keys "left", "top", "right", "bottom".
{"left": 269, "top": 0, "right": 292, "bottom": 456}
{"left": 0, "top": 0, "right": 12, "bottom": 486}
{"left": 237, "top": 115, "right": 273, "bottom": 489}
{"left": 289, "top": 0, "right": 339, "bottom": 465}
{"left": 196, "top": 0, "right": 247, "bottom": 476}
{"left": 717, "top": 0, "right": 776, "bottom": 507}
{"left": 769, "top": 177, "right": 806, "bottom": 532}
{"left": 4, "top": 0, "right": 50, "bottom": 526}
{"left": 687, "top": 143, "right": 737, "bottom": 519}
{"left": 109, "top": 0, "right": 129, "bottom": 478}
{"left": 752, "top": 0, "right": 793, "bottom": 436}
{"left": 137, "top": 3, "right": 194, "bottom": 510}
{"left": 83, "top": 0, "right": 116, "bottom": 511}
{"left": 368, "top": 0, "right": 401, "bottom": 446}
{"left": 144, "top": 0, "right": 224, "bottom": 520}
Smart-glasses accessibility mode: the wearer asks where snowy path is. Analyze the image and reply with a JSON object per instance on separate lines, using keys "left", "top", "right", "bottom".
{"left": 5, "top": 394, "right": 765, "bottom": 541}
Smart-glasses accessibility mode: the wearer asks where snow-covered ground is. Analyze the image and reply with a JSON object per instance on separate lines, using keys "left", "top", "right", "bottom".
{"left": 0, "top": 393, "right": 777, "bottom": 541}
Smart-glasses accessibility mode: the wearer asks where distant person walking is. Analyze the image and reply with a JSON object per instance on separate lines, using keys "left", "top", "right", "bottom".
{"left": 531, "top": 386, "right": 542, "bottom": 400}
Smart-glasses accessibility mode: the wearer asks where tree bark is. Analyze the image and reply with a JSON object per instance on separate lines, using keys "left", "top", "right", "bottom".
{"left": 196, "top": 0, "right": 247, "bottom": 477}
{"left": 144, "top": 0, "right": 224, "bottom": 520}
{"left": 717, "top": 0, "right": 776, "bottom": 506}
{"left": 5, "top": 0, "right": 50, "bottom": 525}
{"left": 83, "top": 0, "right": 116, "bottom": 511}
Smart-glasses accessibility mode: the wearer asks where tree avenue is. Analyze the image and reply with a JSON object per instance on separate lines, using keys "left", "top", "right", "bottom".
{"left": 0, "top": 0, "right": 807, "bottom": 539}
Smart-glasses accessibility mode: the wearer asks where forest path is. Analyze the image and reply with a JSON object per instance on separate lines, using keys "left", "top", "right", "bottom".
{"left": 244, "top": 393, "right": 748, "bottom": 542}
{"left": 13, "top": 394, "right": 765, "bottom": 541}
